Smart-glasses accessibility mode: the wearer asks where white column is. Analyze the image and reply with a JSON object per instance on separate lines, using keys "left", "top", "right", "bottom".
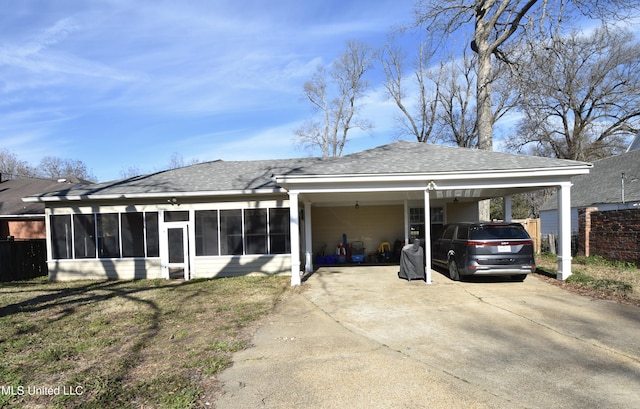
{"left": 557, "top": 183, "right": 572, "bottom": 280}
{"left": 424, "top": 189, "right": 432, "bottom": 284}
{"left": 503, "top": 195, "right": 512, "bottom": 222}
{"left": 403, "top": 200, "right": 410, "bottom": 244}
{"left": 289, "top": 192, "right": 301, "bottom": 286}
{"left": 304, "top": 201, "right": 313, "bottom": 274}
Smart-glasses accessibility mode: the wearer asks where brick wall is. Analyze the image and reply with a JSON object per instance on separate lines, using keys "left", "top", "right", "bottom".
{"left": 578, "top": 208, "right": 640, "bottom": 265}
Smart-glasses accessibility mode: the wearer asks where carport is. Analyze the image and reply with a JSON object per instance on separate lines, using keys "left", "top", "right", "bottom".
{"left": 273, "top": 141, "right": 592, "bottom": 285}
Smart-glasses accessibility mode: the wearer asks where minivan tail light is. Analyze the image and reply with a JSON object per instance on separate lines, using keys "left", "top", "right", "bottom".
{"left": 467, "top": 240, "right": 533, "bottom": 247}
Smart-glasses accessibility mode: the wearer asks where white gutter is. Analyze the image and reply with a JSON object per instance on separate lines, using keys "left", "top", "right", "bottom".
{"left": 22, "top": 188, "right": 287, "bottom": 203}
{"left": 0, "top": 214, "right": 44, "bottom": 219}
{"left": 273, "top": 165, "right": 592, "bottom": 185}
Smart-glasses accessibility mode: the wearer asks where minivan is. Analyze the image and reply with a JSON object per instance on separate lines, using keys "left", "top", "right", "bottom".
{"left": 432, "top": 222, "right": 536, "bottom": 281}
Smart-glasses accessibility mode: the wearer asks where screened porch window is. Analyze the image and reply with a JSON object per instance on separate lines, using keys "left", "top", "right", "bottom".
{"left": 220, "top": 210, "right": 243, "bottom": 255}
{"left": 73, "top": 214, "right": 96, "bottom": 259}
{"left": 245, "top": 209, "right": 267, "bottom": 254}
{"left": 269, "top": 208, "right": 290, "bottom": 254}
{"left": 195, "top": 210, "right": 219, "bottom": 256}
{"left": 121, "top": 212, "right": 145, "bottom": 258}
{"left": 50, "top": 215, "right": 72, "bottom": 260}
{"left": 50, "top": 211, "right": 159, "bottom": 260}
{"left": 97, "top": 214, "right": 120, "bottom": 258}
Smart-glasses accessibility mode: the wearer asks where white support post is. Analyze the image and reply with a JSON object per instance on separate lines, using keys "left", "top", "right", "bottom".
{"left": 304, "top": 201, "right": 313, "bottom": 274}
{"left": 424, "top": 189, "right": 432, "bottom": 284}
{"left": 504, "top": 195, "right": 512, "bottom": 222}
{"left": 403, "top": 200, "right": 410, "bottom": 244}
{"left": 289, "top": 192, "right": 301, "bottom": 286}
{"left": 557, "top": 183, "right": 572, "bottom": 280}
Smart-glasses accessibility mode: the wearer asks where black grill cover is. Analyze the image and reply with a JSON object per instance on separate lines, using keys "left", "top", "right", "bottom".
{"left": 398, "top": 239, "right": 425, "bottom": 281}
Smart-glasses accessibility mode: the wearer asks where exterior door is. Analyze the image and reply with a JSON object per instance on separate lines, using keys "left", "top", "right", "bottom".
{"left": 163, "top": 223, "right": 190, "bottom": 279}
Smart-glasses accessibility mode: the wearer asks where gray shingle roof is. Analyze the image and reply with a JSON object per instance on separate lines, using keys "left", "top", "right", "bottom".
{"left": 0, "top": 177, "right": 87, "bottom": 215}
{"left": 540, "top": 149, "right": 640, "bottom": 210}
{"left": 29, "top": 158, "right": 319, "bottom": 199}
{"left": 28, "top": 141, "right": 590, "bottom": 200}
{"left": 301, "top": 141, "right": 586, "bottom": 175}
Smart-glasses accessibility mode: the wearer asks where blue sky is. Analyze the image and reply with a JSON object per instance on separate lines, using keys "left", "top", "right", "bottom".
{"left": 0, "top": 0, "right": 425, "bottom": 181}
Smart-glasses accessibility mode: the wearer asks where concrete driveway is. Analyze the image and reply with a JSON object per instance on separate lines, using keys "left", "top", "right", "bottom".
{"left": 216, "top": 266, "right": 640, "bottom": 408}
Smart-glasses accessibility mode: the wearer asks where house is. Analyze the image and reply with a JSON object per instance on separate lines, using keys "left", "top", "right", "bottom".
{"left": 0, "top": 176, "right": 87, "bottom": 239}
{"left": 539, "top": 149, "right": 640, "bottom": 237}
{"left": 24, "top": 141, "right": 591, "bottom": 284}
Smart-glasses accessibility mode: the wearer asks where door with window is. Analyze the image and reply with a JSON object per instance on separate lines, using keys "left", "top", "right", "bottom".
{"left": 162, "top": 222, "right": 190, "bottom": 279}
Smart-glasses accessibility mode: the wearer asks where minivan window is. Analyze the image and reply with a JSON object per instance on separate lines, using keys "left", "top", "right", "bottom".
{"left": 470, "top": 225, "right": 529, "bottom": 240}
{"left": 457, "top": 226, "right": 469, "bottom": 240}
{"left": 443, "top": 225, "right": 456, "bottom": 239}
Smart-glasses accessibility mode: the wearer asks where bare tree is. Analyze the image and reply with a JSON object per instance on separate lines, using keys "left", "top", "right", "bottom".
{"left": 0, "top": 149, "right": 37, "bottom": 180}
{"left": 166, "top": 152, "right": 200, "bottom": 169}
{"left": 381, "top": 40, "right": 439, "bottom": 143}
{"left": 381, "top": 43, "right": 518, "bottom": 148}
{"left": 413, "top": 0, "right": 638, "bottom": 152}
{"left": 435, "top": 52, "right": 478, "bottom": 147}
{"left": 508, "top": 27, "right": 640, "bottom": 160}
{"left": 37, "top": 156, "right": 97, "bottom": 181}
{"left": 295, "top": 41, "right": 374, "bottom": 157}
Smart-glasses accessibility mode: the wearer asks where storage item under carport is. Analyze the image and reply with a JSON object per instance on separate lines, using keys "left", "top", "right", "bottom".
{"left": 398, "top": 239, "right": 425, "bottom": 281}
{"left": 350, "top": 241, "right": 365, "bottom": 263}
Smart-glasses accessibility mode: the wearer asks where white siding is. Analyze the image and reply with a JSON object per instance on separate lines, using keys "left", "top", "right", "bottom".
{"left": 192, "top": 255, "right": 291, "bottom": 278}
{"left": 49, "top": 259, "right": 162, "bottom": 281}
{"left": 539, "top": 208, "right": 580, "bottom": 236}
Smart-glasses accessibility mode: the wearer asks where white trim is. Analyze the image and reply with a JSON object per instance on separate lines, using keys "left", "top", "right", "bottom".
{"left": 289, "top": 192, "right": 301, "bottom": 286}
{"left": 273, "top": 166, "right": 591, "bottom": 185}
{"left": 424, "top": 190, "right": 432, "bottom": 284}
{"left": 22, "top": 188, "right": 286, "bottom": 203}
{"left": 304, "top": 201, "right": 313, "bottom": 274}
{"left": 557, "top": 183, "right": 573, "bottom": 280}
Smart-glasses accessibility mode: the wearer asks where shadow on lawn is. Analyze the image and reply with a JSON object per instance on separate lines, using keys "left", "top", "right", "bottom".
{"left": 0, "top": 279, "right": 206, "bottom": 407}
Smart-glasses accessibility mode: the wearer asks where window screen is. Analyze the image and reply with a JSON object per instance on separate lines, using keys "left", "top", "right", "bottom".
{"left": 50, "top": 215, "right": 72, "bottom": 259}
{"left": 97, "top": 214, "right": 120, "bottom": 258}
{"left": 121, "top": 213, "right": 145, "bottom": 258}
{"left": 269, "top": 208, "right": 290, "bottom": 254}
{"left": 73, "top": 214, "right": 96, "bottom": 259}
{"left": 220, "top": 210, "right": 243, "bottom": 255}
{"left": 145, "top": 212, "right": 160, "bottom": 257}
{"left": 195, "top": 210, "right": 219, "bottom": 256}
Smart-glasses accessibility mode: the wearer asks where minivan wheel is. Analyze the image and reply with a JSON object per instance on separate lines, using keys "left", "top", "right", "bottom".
{"left": 448, "top": 260, "right": 460, "bottom": 281}
{"left": 511, "top": 274, "right": 527, "bottom": 282}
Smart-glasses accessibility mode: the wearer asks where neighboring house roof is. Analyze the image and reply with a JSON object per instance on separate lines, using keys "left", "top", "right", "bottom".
{"left": 25, "top": 141, "right": 591, "bottom": 202}
{"left": 540, "top": 149, "right": 640, "bottom": 211}
{"left": 627, "top": 131, "right": 640, "bottom": 152}
{"left": 0, "top": 177, "right": 87, "bottom": 216}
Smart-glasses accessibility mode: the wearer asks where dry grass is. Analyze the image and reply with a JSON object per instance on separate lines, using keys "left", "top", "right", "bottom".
{"left": 534, "top": 253, "right": 640, "bottom": 307}
{"left": 0, "top": 276, "right": 290, "bottom": 408}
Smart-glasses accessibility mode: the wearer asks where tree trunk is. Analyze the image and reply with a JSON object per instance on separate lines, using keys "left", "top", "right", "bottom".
{"left": 475, "top": 37, "right": 494, "bottom": 151}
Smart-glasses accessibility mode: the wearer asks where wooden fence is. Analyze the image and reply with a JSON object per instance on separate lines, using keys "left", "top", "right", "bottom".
{"left": 512, "top": 218, "right": 541, "bottom": 254}
{"left": 0, "top": 239, "right": 48, "bottom": 281}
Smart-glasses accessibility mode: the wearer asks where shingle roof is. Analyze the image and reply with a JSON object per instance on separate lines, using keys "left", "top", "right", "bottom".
{"left": 0, "top": 177, "right": 87, "bottom": 215}
{"left": 28, "top": 141, "right": 590, "bottom": 200}
{"left": 301, "top": 141, "right": 586, "bottom": 175}
{"left": 540, "top": 149, "right": 640, "bottom": 210}
{"left": 29, "top": 158, "right": 319, "bottom": 199}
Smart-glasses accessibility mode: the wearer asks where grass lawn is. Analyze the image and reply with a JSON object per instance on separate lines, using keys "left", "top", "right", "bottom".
{"left": 535, "top": 253, "right": 640, "bottom": 306}
{"left": 0, "top": 275, "right": 290, "bottom": 408}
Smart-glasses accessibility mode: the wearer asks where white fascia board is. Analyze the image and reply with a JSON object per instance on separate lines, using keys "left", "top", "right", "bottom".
{"left": 273, "top": 165, "right": 591, "bottom": 186}
{"left": 22, "top": 188, "right": 286, "bottom": 203}
{"left": 0, "top": 214, "right": 44, "bottom": 219}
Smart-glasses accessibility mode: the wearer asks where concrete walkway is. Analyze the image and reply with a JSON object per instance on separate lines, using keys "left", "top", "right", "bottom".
{"left": 215, "top": 266, "right": 640, "bottom": 408}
